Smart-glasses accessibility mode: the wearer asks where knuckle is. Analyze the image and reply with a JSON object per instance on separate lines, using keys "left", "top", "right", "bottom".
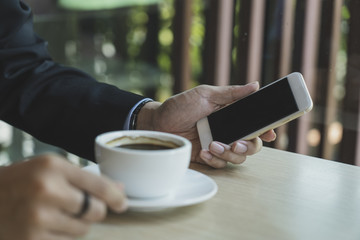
{"left": 228, "top": 85, "right": 240, "bottom": 99}
{"left": 91, "top": 200, "right": 107, "bottom": 222}
{"left": 92, "top": 181, "right": 108, "bottom": 198}
{"left": 194, "top": 84, "right": 211, "bottom": 97}
{"left": 233, "top": 156, "right": 247, "bottom": 164}
{"left": 225, "top": 152, "right": 237, "bottom": 162}
{"left": 247, "top": 138, "right": 263, "bottom": 155}
{"left": 196, "top": 84, "right": 210, "bottom": 90}
{"left": 94, "top": 205, "right": 107, "bottom": 221}
{"left": 27, "top": 154, "right": 63, "bottom": 175}
{"left": 31, "top": 177, "right": 53, "bottom": 197}
{"left": 36, "top": 154, "right": 61, "bottom": 169}
{"left": 211, "top": 159, "right": 227, "bottom": 169}
{"left": 89, "top": 181, "right": 120, "bottom": 208}
{"left": 215, "top": 150, "right": 236, "bottom": 164}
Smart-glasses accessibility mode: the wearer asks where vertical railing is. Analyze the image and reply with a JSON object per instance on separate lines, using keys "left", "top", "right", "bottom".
{"left": 246, "top": 0, "right": 266, "bottom": 84}
{"left": 321, "top": 0, "right": 343, "bottom": 160}
{"left": 340, "top": 0, "right": 360, "bottom": 165}
{"left": 172, "top": 0, "right": 192, "bottom": 93}
{"left": 211, "top": 0, "right": 234, "bottom": 86}
{"left": 197, "top": 0, "right": 233, "bottom": 86}
{"left": 172, "top": 0, "right": 359, "bottom": 164}
{"left": 274, "top": 0, "right": 296, "bottom": 150}
{"left": 295, "top": 0, "right": 321, "bottom": 155}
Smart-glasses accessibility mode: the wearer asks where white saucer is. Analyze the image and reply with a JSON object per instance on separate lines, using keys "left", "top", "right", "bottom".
{"left": 83, "top": 164, "right": 218, "bottom": 211}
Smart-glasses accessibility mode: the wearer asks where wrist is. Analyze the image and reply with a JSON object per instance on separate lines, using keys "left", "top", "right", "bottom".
{"left": 135, "top": 101, "right": 162, "bottom": 131}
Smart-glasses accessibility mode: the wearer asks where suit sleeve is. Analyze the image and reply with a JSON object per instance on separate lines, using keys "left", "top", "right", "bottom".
{"left": 0, "top": 0, "right": 145, "bottom": 161}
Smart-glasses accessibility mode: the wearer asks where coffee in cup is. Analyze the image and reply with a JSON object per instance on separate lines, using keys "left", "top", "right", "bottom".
{"left": 106, "top": 135, "right": 180, "bottom": 150}
{"left": 95, "top": 130, "right": 192, "bottom": 199}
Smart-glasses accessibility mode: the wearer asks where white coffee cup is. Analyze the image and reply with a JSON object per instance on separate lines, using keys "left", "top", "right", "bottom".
{"left": 95, "top": 130, "right": 192, "bottom": 199}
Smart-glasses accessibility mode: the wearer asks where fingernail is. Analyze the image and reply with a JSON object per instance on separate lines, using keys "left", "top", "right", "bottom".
{"left": 271, "top": 132, "right": 277, "bottom": 141}
{"left": 201, "top": 150, "right": 213, "bottom": 161}
{"left": 210, "top": 142, "right": 225, "bottom": 155}
{"left": 248, "top": 81, "right": 259, "bottom": 87}
{"left": 234, "top": 141, "right": 248, "bottom": 154}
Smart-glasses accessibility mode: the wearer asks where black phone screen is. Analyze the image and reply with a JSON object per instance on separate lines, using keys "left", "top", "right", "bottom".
{"left": 207, "top": 78, "right": 299, "bottom": 143}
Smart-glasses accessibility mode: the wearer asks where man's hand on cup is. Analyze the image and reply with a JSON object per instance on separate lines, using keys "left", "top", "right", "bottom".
{"left": 0, "top": 154, "right": 127, "bottom": 240}
{"left": 136, "top": 83, "right": 276, "bottom": 168}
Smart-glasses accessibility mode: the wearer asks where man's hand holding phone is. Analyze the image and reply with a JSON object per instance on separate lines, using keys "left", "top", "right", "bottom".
{"left": 197, "top": 72, "right": 313, "bottom": 167}
{"left": 137, "top": 82, "right": 276, "bottom": 168}
{"left": 194, "top": 82, "right": 277, "bottom": 168}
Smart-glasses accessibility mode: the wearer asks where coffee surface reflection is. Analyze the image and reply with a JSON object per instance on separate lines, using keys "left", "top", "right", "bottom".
{"left": 106, "top": 135, "right": 181, "bottom": 150}
{"left": 116, "top": 143, "right": 175, "bottom": 150}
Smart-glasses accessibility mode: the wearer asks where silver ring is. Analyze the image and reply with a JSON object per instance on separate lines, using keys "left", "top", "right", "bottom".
{"left": 74, "top": 191, "right": 90, "bottom": 218}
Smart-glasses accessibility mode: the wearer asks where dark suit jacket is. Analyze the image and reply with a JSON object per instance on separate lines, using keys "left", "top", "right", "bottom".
{"left": 0, "top": 0, "right": 145, "bottom": 161}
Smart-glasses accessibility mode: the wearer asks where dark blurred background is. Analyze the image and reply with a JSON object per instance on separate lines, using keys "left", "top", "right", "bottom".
{"left": 1, "top": 0, "right": 359, "bottom": 167}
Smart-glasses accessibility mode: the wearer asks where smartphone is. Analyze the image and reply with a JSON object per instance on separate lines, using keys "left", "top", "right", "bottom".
{"left": 196, "top": 72, "right": 313, "bottom": 149}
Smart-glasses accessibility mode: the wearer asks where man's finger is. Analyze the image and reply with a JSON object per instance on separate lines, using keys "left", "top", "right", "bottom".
{"left": 207, "top": 82, "right": 259, "bottom": 106}
{"left": 59, "top": 159, "right": 127, "bottom": 213}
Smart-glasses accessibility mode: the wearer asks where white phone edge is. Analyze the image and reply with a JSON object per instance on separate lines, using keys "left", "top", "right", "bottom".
{"left": 197, "top": 117, "right": 213, "bottom": 150}
{"left": 196, "top": 72, "right": 313, "bottom": 149}
{"left": 288, "top": 72, "right": 313, "bottom": 113}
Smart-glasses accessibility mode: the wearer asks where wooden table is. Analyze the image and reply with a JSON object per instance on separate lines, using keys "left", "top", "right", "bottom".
{"left": 82, "top": 147, "right": 360, "bottom": 240}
